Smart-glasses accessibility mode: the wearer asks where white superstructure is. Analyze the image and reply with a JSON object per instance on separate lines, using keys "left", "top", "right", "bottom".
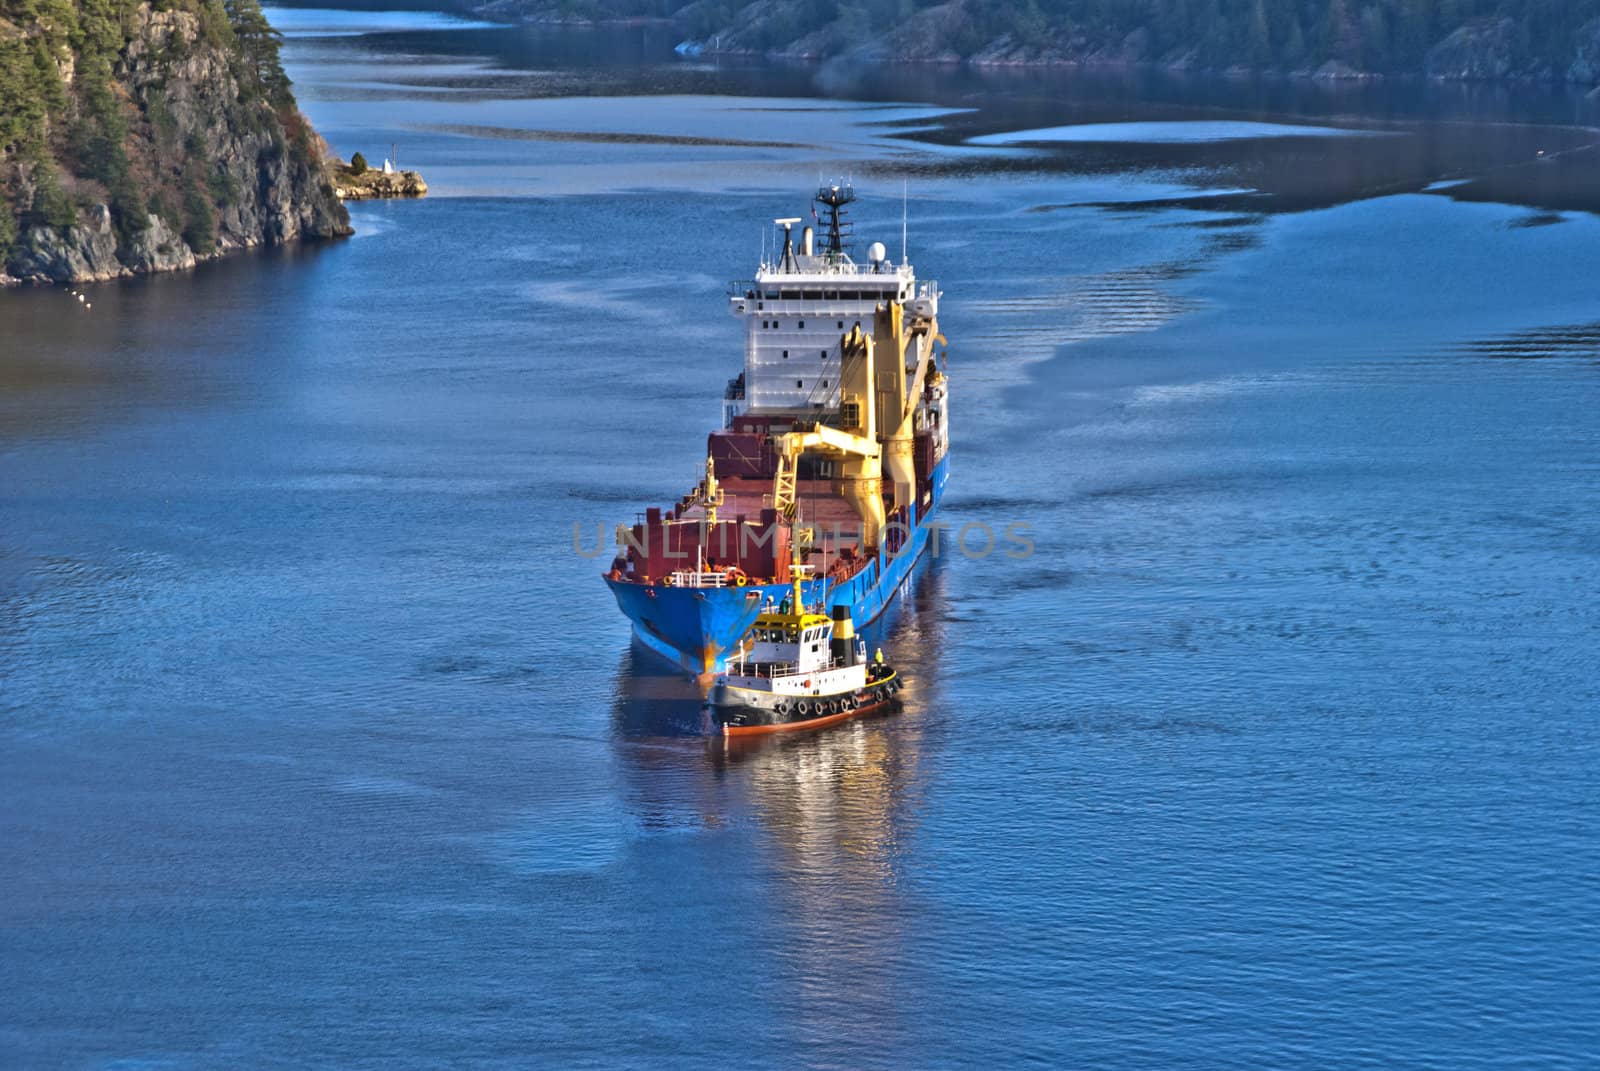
{"left": 725, "top": 185, "right": 940, "bottom": 423}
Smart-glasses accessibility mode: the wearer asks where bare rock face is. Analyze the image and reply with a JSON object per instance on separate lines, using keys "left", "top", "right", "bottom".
{"left": 1425, "top": 17, "right": 1521, "bottom": 80}
{"left": 122, "top": 214, "right": 199, "bottom": 274}
{"left": 869, "top": 0, "right": 970, "bottom": 63}
{"left": 124, "top": 8, "right": 348, "bottom": 247}
{"left": 1566, "top": 18, "right": 1600, "bottom": 83}
{"left": 12, "top": 207, "right": 122, "bottom": 283}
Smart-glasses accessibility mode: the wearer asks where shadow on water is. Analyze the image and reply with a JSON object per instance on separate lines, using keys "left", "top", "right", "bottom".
{"left": 0, "top": 236, "right": 348, "bottom": 439}
{"left": 607, "top": 642, "right": 713, "bottom": 738}
{"left": 1453, "top": 320, "right": 1600, "bottom": 361}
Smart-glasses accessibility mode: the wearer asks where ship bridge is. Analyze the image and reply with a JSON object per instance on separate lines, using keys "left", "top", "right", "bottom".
{"left": 726, "top": 185, "right": 938, "bottom": 417}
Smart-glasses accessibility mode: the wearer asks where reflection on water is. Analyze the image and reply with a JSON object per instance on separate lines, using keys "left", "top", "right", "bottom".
{"left": 966, "top": 119, "right": 1394, "bottom": 145}
{"left": 604, "top": 563, "right": 947, "bottom": 1054}
{"left": 609, "top": 643, "right": 711, "bottom": 738}
{"left": 716, "top": 720, "right": 922, "bottom": 1051}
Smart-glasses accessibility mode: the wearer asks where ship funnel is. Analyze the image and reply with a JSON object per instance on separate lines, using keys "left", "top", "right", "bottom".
{"left": 830, "top": 603, "right": 854, "bottom": 640}
{"left": 830, "top": 604, "right": 857, "bottom": 665}
{"left": 802, "top": 226, "right": 814, "bottom": 257}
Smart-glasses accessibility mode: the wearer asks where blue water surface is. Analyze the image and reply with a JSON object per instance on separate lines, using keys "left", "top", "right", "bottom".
{"left": 2, "top": 9, "right": 1598, "bottom": 1069}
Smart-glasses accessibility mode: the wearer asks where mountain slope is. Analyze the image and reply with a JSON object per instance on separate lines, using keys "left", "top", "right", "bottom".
{"left": 477, "top": 0, "right": 1600, "bottom": 82}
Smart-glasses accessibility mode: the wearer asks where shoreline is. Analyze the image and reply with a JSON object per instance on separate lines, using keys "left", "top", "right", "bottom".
{"left": 468, "top": 6, "right": 1600, "bottom": 87}
{"left": 682, "top": 43, "right": 1600, "bottom": 87}
{"left": 0, "top": 228, "right": 353, "bottom": 290}
{"left": 0, "top": 230, "right": 355, "bottom": 290}
{"left": 1, "top": 165, "right": 428, "bottom": 289}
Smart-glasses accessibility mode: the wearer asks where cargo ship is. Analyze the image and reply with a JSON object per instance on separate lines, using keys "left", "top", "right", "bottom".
{"left": 604, "top": 184, "right": 950, "bottom": 675}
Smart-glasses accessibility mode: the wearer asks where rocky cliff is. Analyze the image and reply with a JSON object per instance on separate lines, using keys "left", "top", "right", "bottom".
{"left": 0, "top": 0, "right": 349, "bottom": 286}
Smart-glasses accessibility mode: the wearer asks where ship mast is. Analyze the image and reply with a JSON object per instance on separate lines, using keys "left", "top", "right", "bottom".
{"left": 814, "top": 183, "right": 854, "bottom": 262}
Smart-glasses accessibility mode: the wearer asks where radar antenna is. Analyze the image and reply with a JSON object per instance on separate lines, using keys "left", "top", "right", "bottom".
{"left": 774, "top": 217, "right": 802, "bottom": 272}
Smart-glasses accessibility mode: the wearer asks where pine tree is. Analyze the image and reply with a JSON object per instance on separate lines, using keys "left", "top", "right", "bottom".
{"left": 1285, "top": 14, "right": 1307, "bottom": 65}
{"left": 1248, "top": 0, "right": 1271, "bottom": 64}
{"left": 0, "top": 191, "right": 17, "bottom": 265}
{"left": 1321, "top": 0, "right": 1357, "bottom": 63}
{"left": 1359, "top": 4, "right": 1390, "bottom": 69}
{"left": 223, "top": 0, "right": 291, "bottom": 106}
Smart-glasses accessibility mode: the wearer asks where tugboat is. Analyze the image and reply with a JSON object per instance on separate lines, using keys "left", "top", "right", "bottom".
{"left": 708, "top": 565, "right": 902, "bottom": 736}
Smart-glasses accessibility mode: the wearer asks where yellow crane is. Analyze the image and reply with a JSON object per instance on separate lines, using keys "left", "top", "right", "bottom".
{"left": 769, "top": 296, "right": 942, "bottom": 553}
{"left": 771, "top": 324, "right": 885, "bottom": 546}
{"left": 682, "top": 453, "right": 725, "bottom": 525}
{"left": 874, "top": 297, "right": 943, "bottom": 516}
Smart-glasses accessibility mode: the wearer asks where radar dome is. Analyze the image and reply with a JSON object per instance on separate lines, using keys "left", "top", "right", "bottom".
{"left": 868, "top": 241, "right": 887, "bottom": 263}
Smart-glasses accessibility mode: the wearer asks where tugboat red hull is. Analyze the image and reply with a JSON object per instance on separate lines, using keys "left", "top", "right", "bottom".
{"left": 716, "top": 670, "right": 901, "bottom": 736}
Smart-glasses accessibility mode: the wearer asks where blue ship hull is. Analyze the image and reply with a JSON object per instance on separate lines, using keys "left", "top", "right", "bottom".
{"left": 606, "top": 454, "right": 950, "bottom": 675}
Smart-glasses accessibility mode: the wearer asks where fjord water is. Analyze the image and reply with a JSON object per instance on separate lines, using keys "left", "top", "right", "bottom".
{"left": 4, "top": 10, "right": 1600, "bottom": 1068}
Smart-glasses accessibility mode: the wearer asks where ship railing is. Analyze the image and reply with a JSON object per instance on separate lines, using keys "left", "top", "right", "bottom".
{"left": 729, "top": 273, "right": 915, "bottom": 297}
{"left": 727, "top": 656, "right": 849, "bottom": 679}
{"left": 669, "top": 569, "right": 731, "bottom": 588}
{"left": 730, "top": 263, "right": 913, "bottom": 291}
{"left": 727, "top": 661, "right": 797, "bottom": 679}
